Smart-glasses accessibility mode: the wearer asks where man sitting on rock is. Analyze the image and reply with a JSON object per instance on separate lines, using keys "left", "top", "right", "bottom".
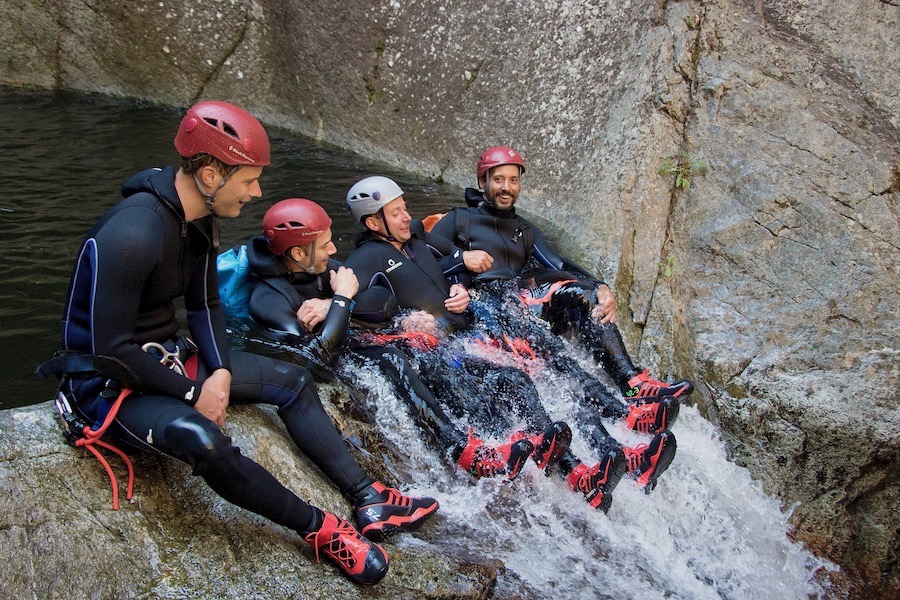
{"left": 40, "top": 101, "right": 437, "bottom": 586}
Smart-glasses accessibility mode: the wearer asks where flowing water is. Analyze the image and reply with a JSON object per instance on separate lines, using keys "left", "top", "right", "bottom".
{"left": 0, "top": 87, "right": 456, "bottom": 410}
{"left": 0, "top": 88, "right": 837, "bottom": 598}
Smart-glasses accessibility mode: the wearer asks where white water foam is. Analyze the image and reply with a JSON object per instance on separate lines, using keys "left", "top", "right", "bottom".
{"left": 348, "top": 356, "right": 837, "bottom": 599}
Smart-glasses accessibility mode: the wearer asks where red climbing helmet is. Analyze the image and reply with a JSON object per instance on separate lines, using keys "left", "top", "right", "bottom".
{"left": 174, "top": 100, "right": 271, "bottom": 166}
{"left": 263, "top": 198, "right": 332, "bottom": 256}
{"left": 476, "top": 146, "right": 525, "bottom": 181}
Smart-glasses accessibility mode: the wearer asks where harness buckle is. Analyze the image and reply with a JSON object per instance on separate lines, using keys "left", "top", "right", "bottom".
{"left": 54, "top": 391, "right": 89, "bottom": 447}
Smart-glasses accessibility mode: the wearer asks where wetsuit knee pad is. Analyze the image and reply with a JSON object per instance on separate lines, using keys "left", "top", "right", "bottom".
{"left": 544, "top": 282, "right": 596, "bottom": 334}
{"left": 163, "top": 412, "right": 242, "bottom": 476}
{"left": 274, "top": 367, "right": 317, "bottom": 416}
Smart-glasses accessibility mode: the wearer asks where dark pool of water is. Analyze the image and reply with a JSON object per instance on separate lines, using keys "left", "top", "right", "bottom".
{"left": 0, "top": 87, "right": 465, "bottom": 410}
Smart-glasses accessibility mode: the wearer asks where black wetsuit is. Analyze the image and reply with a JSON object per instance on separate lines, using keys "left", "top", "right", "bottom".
{"left": 54, "top": 167, "right": 371, "bottom": 535}
{"left": 343, "top": 223, "right": 473, "bottom": 333}
{"left": 245, "top": 235, "right": 467, "bottom": 459}
{"left": 343, "top": 225, "right": 590, "bottom": 454}
{"left": 430, "top": 188, "right": 644, "bottom": 389}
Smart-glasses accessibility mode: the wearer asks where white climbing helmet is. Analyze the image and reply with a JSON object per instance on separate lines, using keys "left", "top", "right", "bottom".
{"left": 346, "top": 176, "right": 404, "bottom": 224}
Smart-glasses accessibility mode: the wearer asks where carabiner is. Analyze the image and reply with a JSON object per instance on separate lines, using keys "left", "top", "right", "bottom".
{"left": 141, "top": 341, "right": 187, "bottom": 376}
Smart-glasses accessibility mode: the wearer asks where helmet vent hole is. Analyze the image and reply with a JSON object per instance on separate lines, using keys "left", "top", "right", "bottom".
{"left": 222, "top": 123, "right": 239, "bottom": 139}
{"left": 201, "top": 117, "right": 239, "bottom": 140}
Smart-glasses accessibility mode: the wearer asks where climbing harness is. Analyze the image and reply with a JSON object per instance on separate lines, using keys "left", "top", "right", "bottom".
{"left": 43, "top": 340, "right": 198, "bottom": 510}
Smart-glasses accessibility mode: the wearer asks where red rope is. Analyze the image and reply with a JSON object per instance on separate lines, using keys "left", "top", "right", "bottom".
{"left": 74, "top": 387, "right": 134, "bottom": 510}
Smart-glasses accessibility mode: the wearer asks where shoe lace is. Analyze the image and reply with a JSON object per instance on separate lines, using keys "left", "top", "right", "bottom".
{"left": 307, "top": 517, "right": 366, "bottom": 571}
{"left": 623, "top": 444, "right": 647, "bottom": 473}
{"left": 630, "top": 369, "right": 668, "bottom": 396}
{"left": 629, "top": 403, "right": 659, "bottom": 434}
{"left": 472, "top": 445, "right": 505, "bottom": 478}
{"left": 371, "top": 486, "right": 412, "bottom": 509}
{"left": 575, "top": 463, "right": 601, "bottom": 494}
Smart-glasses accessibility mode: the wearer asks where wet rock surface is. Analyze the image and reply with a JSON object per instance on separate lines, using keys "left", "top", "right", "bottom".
{"left": 0, "top": 397, "right": 497, "bottom": 599}
{"left": 0, "top": 0, "right": 897, "bottom": 596}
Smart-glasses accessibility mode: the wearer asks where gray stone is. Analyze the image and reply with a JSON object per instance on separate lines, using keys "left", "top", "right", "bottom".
{"left": 0, "top": 399, "right": 496, "bottom": 599}
{"left": 0, "top": 0, "right": 897, "bottom": 595}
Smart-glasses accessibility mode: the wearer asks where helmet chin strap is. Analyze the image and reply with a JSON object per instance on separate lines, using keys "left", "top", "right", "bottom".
{"left": 192, "top": 165, "right": 239, "bottom": 217}
{"left": 375, "top": 208, "right": 398, "bottom": 242}
{"left": 287, "top": 245, "right": 318, "bottom": 275}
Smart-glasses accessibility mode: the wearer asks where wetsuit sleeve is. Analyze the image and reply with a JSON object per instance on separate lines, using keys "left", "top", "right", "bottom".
{"left": 421, "top": 228, "right": 468, "bottom": 277}
{"left": 351, "top": 285, "right": 399, "bottom": 324}
{"left": 307, "top": 294, "right": 353, "bottom": 366}
{"left": 250, "top": 282, "right": 303, "bottom": 335}
{"left": 185, "top": 246, "right": 232, "bottom": 374}
{"left": 343, "top": 247, "right": 395, "bottom": 324}
{"left": 249, "top": 271, "right": 353, "bottom": 367}
{"left": 428, "top": 211, "right": 458, "bottom": 246}
{"left": 532, "top": 227, "right": 604, "bottom": 285}
{"left": 88, "top": 207, "right": 199, "bottom": 401}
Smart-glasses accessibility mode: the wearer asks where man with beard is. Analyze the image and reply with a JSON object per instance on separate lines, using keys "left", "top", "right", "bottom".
{"left": 343, "top": 175, "right": 677, "bottom": 511}
{"left": 425, "top": 146, "right": 693, "bottom": 494}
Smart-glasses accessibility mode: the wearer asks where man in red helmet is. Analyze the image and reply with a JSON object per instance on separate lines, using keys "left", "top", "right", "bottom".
{"left": 432, "top": 146, "right": 694, "bottom": 400}
{"left": 243, "top": 197, "right": 562, "bottom": 482}
{"left": 428, "top": 146, "right": 694, "bottom": 486}
{"left": 42, "top": 101, "right": 438, "bottom": 586}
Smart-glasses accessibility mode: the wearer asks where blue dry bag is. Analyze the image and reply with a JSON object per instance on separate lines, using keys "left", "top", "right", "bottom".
{"left": 217, "top": 245, "right": 251, "bottom": 319}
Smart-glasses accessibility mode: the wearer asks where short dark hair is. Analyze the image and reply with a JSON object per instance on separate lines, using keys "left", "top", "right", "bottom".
{"left": 180, "top": 153, "right": 234, "bottom": 176}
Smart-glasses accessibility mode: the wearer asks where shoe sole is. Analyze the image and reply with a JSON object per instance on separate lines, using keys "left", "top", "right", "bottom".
{"left": 663, "top": 396, "right": 680, "bottom": 428}
{"left": 360, "top": 500, "right": 439, "bottom": 540}
{"left": 639, "top": 431, "right": 677, "bottom": 493}
{"left": 507, "top": 439, "right": 535, "bottom": 480}
{"left": 585, "top": 450, "right": 626, "bottom": 511}
{"left": 604, "top": 448, "right": 628, "bottom": 495}
{"left": 596, "top": 492, "right": 613, "bottom": 514}
{"left": 534, "top": 422, "right": 572, "bottom": 469}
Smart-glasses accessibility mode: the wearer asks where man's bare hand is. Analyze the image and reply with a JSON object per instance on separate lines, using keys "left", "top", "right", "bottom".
{"left": 195, "top": 368, "right": 231, "bottom": 427}
{"left": 591, "top": 284, "right": 617, "bottom": 324}
{"left": 444, "top": 284, "right": 470, "bottom": 313}
{"left": 463, "top": 250, "right": 493, "bottom": 273}
{"left": 296, "top": 298, "right": 332, "bottom": 332}
{"left": 330, "top": 266, "right": 359, "bottom": 298}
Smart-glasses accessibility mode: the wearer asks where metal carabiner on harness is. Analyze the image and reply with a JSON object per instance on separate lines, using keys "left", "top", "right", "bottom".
{"left": 54, "top": 390, "right": 89, "bottom": 447}
{"left": 141, "top": 341, "right": 187, "bottom": 376}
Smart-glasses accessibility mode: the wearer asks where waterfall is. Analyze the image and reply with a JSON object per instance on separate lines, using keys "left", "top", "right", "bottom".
{"left": 309, "top": 328, "right": 836, "bottom": 599}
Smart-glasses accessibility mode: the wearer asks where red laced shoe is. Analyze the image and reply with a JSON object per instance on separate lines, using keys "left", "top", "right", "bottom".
{"left": 625, "top": 369, "right": 693, "bottom": 401}
{"left": 625, "top": 395, "right": 680, "bottom": 434}
{"left": 353, "top": 481, "right": 439, "bottom": 540}
{"left": 304, "top": 511, "right": 389, "bottom": 586}
{"left": 566, "top": 449, "right": 627, "bottom": 513}
{"left": 511, "top": 421, "right": 572, "bottom": 470}
{"left": 457, "top": 428, "right": 534, "bottom": 480}
{"left": 624, "top": 430, "right": 677, "bottom": 493}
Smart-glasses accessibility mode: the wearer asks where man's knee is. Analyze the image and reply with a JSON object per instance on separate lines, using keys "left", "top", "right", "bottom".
{"left": 545, "top": 282, "right": 595, "bottom": 332}
{"left": 164, "top": 412, "right": 242, "bottom": 474}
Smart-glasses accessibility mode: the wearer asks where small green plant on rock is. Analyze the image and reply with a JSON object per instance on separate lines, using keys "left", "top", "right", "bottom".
{"left": 659, "top": 151, "right": 708, "bottom": 190}
{"left": 661, "top": 255, "right": 683, "bottom": 278}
